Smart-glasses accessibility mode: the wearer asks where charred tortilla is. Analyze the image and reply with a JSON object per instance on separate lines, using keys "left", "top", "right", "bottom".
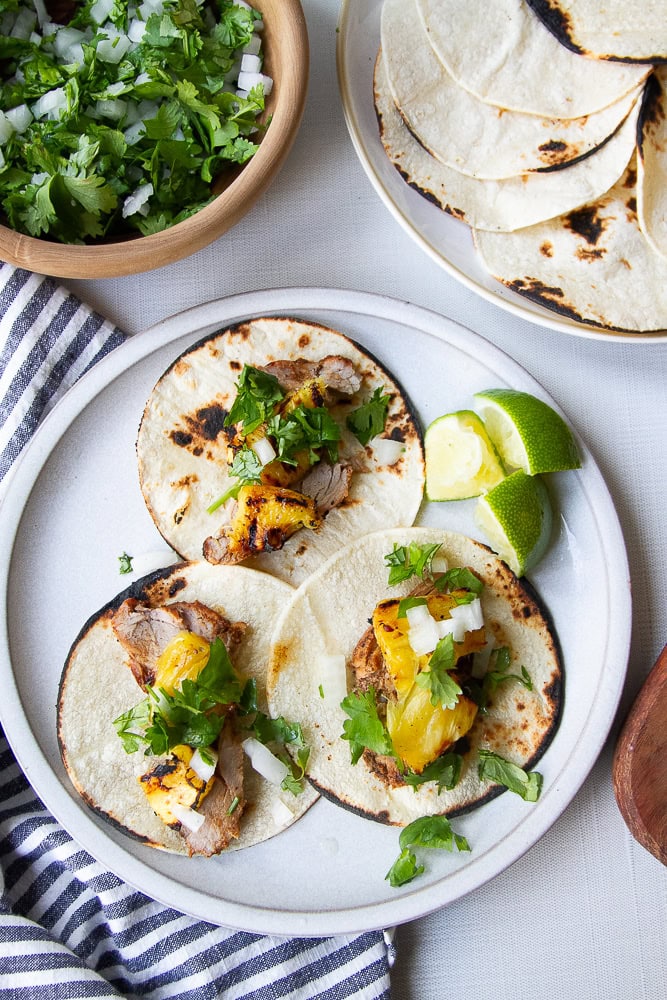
{"left": 525, "top": 0, "right": 667, "bottom": 63}
{"left": 267, "top": 528, "right": 562, "bottom": 826}
{"left": 58, "top": 561, "right": 318, "bottom": 855}
{"left": 137, "top": 316, "right": 425, "bottom": 586}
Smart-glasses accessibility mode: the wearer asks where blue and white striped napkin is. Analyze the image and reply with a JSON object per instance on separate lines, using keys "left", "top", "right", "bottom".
{"left": 0, "top": 263, "right": 393, "bottom": 998}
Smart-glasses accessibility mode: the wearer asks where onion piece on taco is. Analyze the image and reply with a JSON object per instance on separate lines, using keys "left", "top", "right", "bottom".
{"left": 267, "top": 528, "right": 562, "bottom": 826}
{"left": 137, "top": 317, "right": 424, "bottom": 586}
{"left": 57, "top": 562, "right": 318, "bottom": 855}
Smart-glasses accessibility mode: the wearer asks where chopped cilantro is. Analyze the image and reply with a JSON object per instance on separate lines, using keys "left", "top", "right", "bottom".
{"left": 386, "top": 814, "right": 470, "bottom": 887}
{"left": 113, "top": 637, "right": 242, "bottom": 756}
{"left": 384, "top": 542, "right": 442, "bottom": 586}
{"left": 434, "top": 567, "right": 483, "bottom": 596}
{"left": 225, "top": 366, "right": 285, "bottom": 436}
{"left": 0, "top": 1, "right": 268, "bottom": 243}
{"left": 267, "top": 404, "right": 341, "bottom": 465}
{"left": 478, "top": 749, "right": 543, "bottom": 802}
{"left": 340, "top": 687, "right": 397, "bottom": 766}
{"left": 483, "top": 647, "right": 533, "bottom": 699}
{"left": 397, "top": 596, "right": 428, "bottom": 618}
{"left": 415, "top": 634, "right": 462, "bottom": 709}
{"left": 118, "top": 551, "right": 133, "bottom": 574}
{"left": 346, "top": 386, "right": 391, "bottom": 446}
{"left": 403, "top": 753, "right": 463, "bottom": 793}
{"left": 246, "top": 710, "right": 310, "bottom": 796}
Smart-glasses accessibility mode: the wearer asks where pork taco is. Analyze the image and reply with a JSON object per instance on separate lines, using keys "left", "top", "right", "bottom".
{"left": 137, "top": 317, "right": 425, "bottom": 586}
{"left": 58, "top": 561, "right": 318, "bottom": 856}
{"left": 267, "top": 528, "right": 562, "bottom": 826}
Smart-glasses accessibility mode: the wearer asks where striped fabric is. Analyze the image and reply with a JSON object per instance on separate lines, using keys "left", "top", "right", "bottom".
{"left": 0, "top": 264, "right": 393, "bottom": 998}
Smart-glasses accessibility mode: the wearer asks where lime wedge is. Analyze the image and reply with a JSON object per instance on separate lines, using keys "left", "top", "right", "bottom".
{"left": 424, "top": 410, "right": 506, "bottom": 501}
{"left": 474, "top": 470, "right": 552, "bottom": 577}
{"left": 474, "top": 389, "right": 581, "bottom": 475}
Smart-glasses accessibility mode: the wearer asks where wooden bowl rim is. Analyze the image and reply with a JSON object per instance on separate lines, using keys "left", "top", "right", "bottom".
{"left": 0, "top": 0, "right": 309, "bottom": 278}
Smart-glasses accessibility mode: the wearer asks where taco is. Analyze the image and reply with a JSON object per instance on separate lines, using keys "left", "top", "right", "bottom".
{"left": 57, "top": 561, "right": 318, "bottom": 856}
{"left": 136, "top": 317, "right": 424, "bottom": 586}
{"left": 267, "top": 528, "right": 562, "bottom": 826}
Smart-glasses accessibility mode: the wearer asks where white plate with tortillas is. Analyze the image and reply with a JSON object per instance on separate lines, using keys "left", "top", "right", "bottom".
{"left": 337, "top": 0, "right": 667, "bottom": 341}
{"left": 0, "top": 288, "right": 631, "bottom": 935}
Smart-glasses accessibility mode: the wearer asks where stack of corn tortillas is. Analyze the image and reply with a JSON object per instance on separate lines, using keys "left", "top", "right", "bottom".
{"left": 376, "top": 0, "right": 667, "bottom": 332}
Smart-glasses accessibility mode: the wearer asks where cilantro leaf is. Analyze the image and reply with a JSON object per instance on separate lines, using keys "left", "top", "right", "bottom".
{"left": 118, "top": 551, "right": 133, "bottom": 574}
{"left": 482, "top": 647, "right": 533, "bottom": 700}
{"left": 247, "top": 710, "right": 311, "bottom": 796}
{"left": 478, "top": 749, "right": 543, "bottom": 802}
{"left": 385, "top": 848, "right": 424, "bottom": 888}
{"left": 399, "top": 815, "right": 470, "bottom": 854}
{"left": 384, "top": 542, "right": 442, "bottom": 586}
{"left": 403, "top": 753, "right": 463, "bottom": 793}
{"left": 112, "top": 637, "right": 242, "bottom": 756}
{"left": 267, "top": 405, "right": 341, "bottom": 466}
{"left": 340, "top": 688, "right": 396, "bottom": 766}
{"left": 346, "top": 386, "right": 391, "bottom": 446}
{"left": 225, "top": 365, "right": 285, "bottom": 435}
{"left": 397, "top": 596, "right": 428, "bottom": 619}
{"left": 386, "top": 814, "right": 469, "bottom": 888}
{"left": 434, "top": 567, "right": 483, "bottom": 596}
{"left": 414, "top": 634, "right": 462, "bottom": 709}
{"left": 229, "top": 446, "right": 264, "bottom": 485}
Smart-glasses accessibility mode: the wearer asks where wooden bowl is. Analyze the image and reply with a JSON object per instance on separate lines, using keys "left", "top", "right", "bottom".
{"left": 0, "top": 0, "right": 309, "bottom": 279}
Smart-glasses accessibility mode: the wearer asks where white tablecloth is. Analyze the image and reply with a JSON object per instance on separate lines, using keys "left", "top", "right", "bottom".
{"left": 58, "top": 1, "right": 667, "bottom": 995}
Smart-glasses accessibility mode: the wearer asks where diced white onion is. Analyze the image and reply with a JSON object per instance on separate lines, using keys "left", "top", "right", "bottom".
{"left": 171, "top": 802, "right": 206, "bottom": 832}
{"left": 252, "top": 435, "right": 276, "bottom": 465}
{"left": 122, "top": 181, "right": 153, "bottom": 218}
{"left": 139, "top": 0, "right": 166, "bottom": 18}
{"left": 123, "top": 119, "right": 146, "bottom": 144}
{"left": 10, "top": 7, "right": 36, "bottom": 39}
{"left": 237, "top": 70, "right": 273, "bottom": 95}
{"left": 235, "top": 89, "right": 249, "bottom": 100}
{"left": 371, "top": 436, "right": 404, "bottom": 467}
{"left": 31, "top": 87, "right": 67, "bottom": 121}
{"left": 431, "top": 553, "right": 449, "bottom": 574}
{"left": 135, "top": 71, "right": 151, "bottom": 86}
{"left": 271, "top": 798, "right": 295, "bottom": 827}
{"left": 90, "top": 0, "right": 116, "bottom": 24}
{"left": 189, "top": 747, "right": 218, "bottom": 783}
{"left": 53, "top": 26, "right": 86, "bottom": 59}
{"left": 31, "top": 172, "right": 49, "bottom": 185}
{"left": 242, "top": 34, "right": 262, "bottom": 55}
{"left": 408, "top": 617, "right": 440, "bottom": 656}
{"left": 0, "top": 112, "right": 13, "bottom": 145}
{"left": 436, "top": 617, "right": 457, "bottom": 640}
{"left": 32, "top": 0, "right": 49, "bottom": 27}
{"left": 6, "top": 104, "right": 33, "bottom": 134}
{"left": 318, "top": 653, "right": 348, "bottom": 707}
{"left": 242, "top": 737, "right": 288, "bottom": 786}
{"left": 95, "top": 98, "right": 127, "bottom": 120}
{"left": 241, "top": 53, "right": 262, "bottom": 74}
{"left": 128, "top": 19, "right": 147, "bottom": 43}
{"left": 450, "top": 597, "right": 484, "bottom": 632}
{"left": 97, "top": 31, "right": 132, "bottom": 64}
{"left": 405, "top": 603, "right": 432, "bottom": 629}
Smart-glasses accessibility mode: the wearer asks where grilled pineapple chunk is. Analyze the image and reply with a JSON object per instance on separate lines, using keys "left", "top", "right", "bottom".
{"left": 154, "top": 631, "right": 210, "bottom": 695}
{"left": 386, "top": 683, "right": 478, "bottom": 773}
{"left": 227, "top": 378, "right": 327, "bottom": 489}
{"left": 139, "top": 744, "right": 214, "bottom": 827}
{"left": 224, "top": 484, "right": 320, "bottom": 559}
{"left": 372, "top": 592, "right": 486, "bottom": 698}
{"left": 373, "top": 589, "right": 485, "bottom": 772}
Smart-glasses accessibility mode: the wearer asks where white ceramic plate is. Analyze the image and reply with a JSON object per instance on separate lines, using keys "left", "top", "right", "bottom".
{"left": 336, "top": 0, "right": 667, "bottom": 344}
{"left": 0, "top": 288, "right": 631, "bottom": 936}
